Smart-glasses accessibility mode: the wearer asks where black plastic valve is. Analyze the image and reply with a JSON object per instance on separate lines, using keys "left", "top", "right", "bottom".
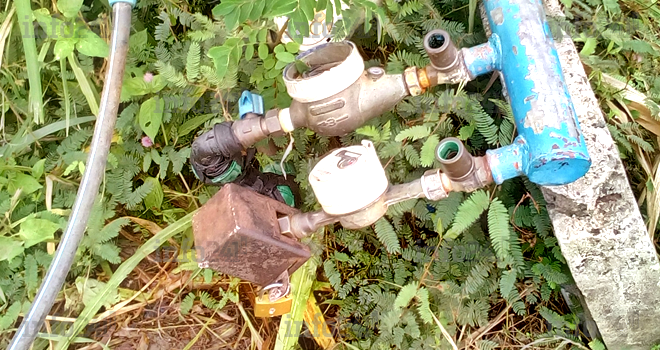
{"left": 190, "top": 121, "right": 299, "bottom": 206}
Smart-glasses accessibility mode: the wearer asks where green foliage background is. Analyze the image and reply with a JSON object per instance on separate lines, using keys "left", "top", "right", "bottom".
{"left": 0, "top": 0, "right": 658, "bottom": 348}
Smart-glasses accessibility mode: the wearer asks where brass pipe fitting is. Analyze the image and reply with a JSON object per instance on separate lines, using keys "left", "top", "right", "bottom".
{"left": 424, "top": 30, "right": 460, "bottom": 72}
{"left": 422, "top": 30, "right": 471, "bottom": 86}
{"left": 435, "top": 137, "right": 493, "bottom": 192}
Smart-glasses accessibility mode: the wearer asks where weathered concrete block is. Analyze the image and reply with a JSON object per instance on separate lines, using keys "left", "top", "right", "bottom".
{"left": 536, "top": 1, "right": 660, "bottom": 348}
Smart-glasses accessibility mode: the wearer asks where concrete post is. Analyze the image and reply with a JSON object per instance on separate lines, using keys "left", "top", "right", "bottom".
{"left": 478, "top": 1, "right": 660, "bottom": 347}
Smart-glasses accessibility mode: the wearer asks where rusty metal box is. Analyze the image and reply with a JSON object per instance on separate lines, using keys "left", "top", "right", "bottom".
{"left": 193, "top": 183, "right": 310, "bottom": 286}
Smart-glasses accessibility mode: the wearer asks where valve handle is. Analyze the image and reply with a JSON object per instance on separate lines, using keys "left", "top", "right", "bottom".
{"left": 239, "top": 90, "right": 265, "bottom": 119}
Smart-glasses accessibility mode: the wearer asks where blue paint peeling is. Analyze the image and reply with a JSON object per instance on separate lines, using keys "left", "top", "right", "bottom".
{"left": 463, "top": 34, "right": 502, "bottom": 78}
{"left": 464, "top": 0, "right": 591, "bottom": 186}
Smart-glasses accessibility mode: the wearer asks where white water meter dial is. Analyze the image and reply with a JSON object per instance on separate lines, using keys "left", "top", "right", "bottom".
{"left": 309, "top": 140, "right": 388, "bottom": 216}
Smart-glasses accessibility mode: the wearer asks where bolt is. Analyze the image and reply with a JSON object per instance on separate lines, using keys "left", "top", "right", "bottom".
{"left": 367, "top": 66, "right": 385, "bottom": 80}
{"left": 278, "top": 216, "right": 292, "bottom": 235}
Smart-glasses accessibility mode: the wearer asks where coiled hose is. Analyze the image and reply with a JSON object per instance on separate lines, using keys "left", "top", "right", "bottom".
{"left": 8, "top": 3, "right": 133, "bottom": 349}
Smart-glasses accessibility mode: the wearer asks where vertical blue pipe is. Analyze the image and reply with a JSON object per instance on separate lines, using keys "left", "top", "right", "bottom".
{"left": 460, "top": 0, "right": 591, "bottom": 186}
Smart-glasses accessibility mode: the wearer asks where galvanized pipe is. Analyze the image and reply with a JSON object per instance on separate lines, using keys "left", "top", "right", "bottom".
{"left": 8, "top": 3, "right": 133, "bottom": 349}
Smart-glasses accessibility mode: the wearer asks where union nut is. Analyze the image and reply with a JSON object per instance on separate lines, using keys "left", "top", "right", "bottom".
{"left": 404, "top": 66, "right": 429, "bottom": 96}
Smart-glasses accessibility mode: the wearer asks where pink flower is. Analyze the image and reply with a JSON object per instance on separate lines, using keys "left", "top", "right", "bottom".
{"left": 143, "top": 72, "right": 154, "bottom": 83}
{"left": 141, "top": 136, "right": 153, "bottom": 147}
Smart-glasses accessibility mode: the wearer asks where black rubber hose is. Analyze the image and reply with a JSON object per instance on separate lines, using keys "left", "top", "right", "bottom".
{"left": 190, "top": 121, "right": 244, "bottom": 184}
{"left": 8, "top": 3, "right": 132, "bottom": 349}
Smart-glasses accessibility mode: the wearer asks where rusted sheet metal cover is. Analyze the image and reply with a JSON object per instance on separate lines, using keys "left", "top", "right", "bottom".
{"left": 193, "top": 183, "right": 310, "bottom": 286}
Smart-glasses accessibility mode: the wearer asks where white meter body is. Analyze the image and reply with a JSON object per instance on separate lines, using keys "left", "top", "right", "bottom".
{"left": 309, "top": 140, "right": 388, "bottom": 216}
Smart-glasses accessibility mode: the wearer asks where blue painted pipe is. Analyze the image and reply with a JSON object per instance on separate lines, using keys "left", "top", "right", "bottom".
{"left": 444, "top": 0, "right": 591, "bottom": 186}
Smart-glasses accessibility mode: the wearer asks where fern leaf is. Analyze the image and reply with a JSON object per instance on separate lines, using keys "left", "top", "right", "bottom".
{"left": 323, "top": 260, "right": 342, "bottom": 290}
{"left": 476, "top": 339, "right": 499, "bottom": 350}
{"left": 432, "top": 192, "right": 463, "bottom": 232}
{"left": 95, "top": 242, "right": 122, "bottom": 264}
{"left": 487, "top": 198, "right": 511, "bottom": 263}
{"left": 508, "top": 228, "right": 525, "bottom": 270}
{"left": 24, "top": 255, "right": 38, "bottom": 293}
{"left": 454, "top": 96, "right": 499, "bottom": 146}
{"left": 124, "top": 180, "right": 154, "bottom": 209}
{"left": 403, "top": 313, "right": 421, "bottom": 338}
{"left": 489, "top": 98, "right": 514, "bottom": 123}
{"left": 393, "top": 282, "right": 418, "bottom": 309}
{"left": 539, "top": 306, "right": 568, "bottom": 329}
{"left": 420, "top": 135, "right": 439, "bottom": 167}
{"left": 180, "top": 292, "right": 195, "bottom": 315}
{"left": 457, "top": 299, "right": 489, "bottom": 327}
{"left": 34, "top": 250, "right": 52, "bottom": 268}
{"left": 472, "top": 109, "right": 499, "bottom": 145}
{"left": 155, "top": 11, "right": 172, "bottom": 42}
{"left": 415, "top": 287, "right": 433, "bottom": 324}
{"left": 403, "top": 144, "right": 421, "bottom": 167}
{"left": 386, "top": 199, "right": 417, "bottom": 218}
{"left": 532, "top": 262, "right": 569, "bottom": 285}
{"left": 402, "top": 0, "right": 424, "bottom": 17}
{"left": 356, "top": 125, "right": 381, "bottom": 141}
{"left": 374, "top": 218, "right": 401, "bottom": 254}
{"left": 378, "top": 141, "right": 402, "bottom": 158}
{"left": 627, "top": 134, "right": 655, "bottom": 152}
{"left": 446, "top": 190, "right": 490, "bottom": 239}
{"left": 155, "top": 61, "right": 187, "bottom": 88}
{"left": 499, "top": 268, "right": 517, "bottom": 298}
{"left": 526, "top": 292, "right": 538, "bottom": 305}
{"left": 0, "top": 302, "right": 21, "bottom": 331}
{"left": 394, "top": 125, "right": 431, "bottom": 142}
{"left": 186, "top": 42, "right": 201, "bottom": 81}
{"left": 381, "top": 120, "right": 392, "bottom": 142}
{"left": 498, "top": 119, "right": 514, "bottom": 146}
{"left": 96, "top": 218, "right": 129, "bottom": 244}
{"left": 512, "top": 299, "right": 526, "bottom": 315}
{"left": 155, "top": 43, "right": 171, "bottom": 62}
{"left": 199, "top": 291, "right": 218, "bottom": 309}
{"left": 463, "top": 260, "right": 491, "bottom": 295}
